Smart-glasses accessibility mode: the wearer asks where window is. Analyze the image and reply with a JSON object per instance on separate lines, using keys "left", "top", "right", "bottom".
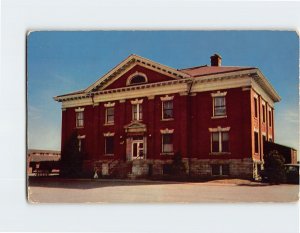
{"left": 211, "top": 164, "right": 230, "bottom": 176}
{"left": 162, "top": 100, "right": 173, "bottom": 119}
{"left": 76, "top": 112, "right": 84, "bottom": 128}
{"left": 262, "top": 105, "right": 266, "bottom": 123}
{"left": 254, "top": 132, "right": 259, "bottom": 153}
{"left": 162, "top": 134, "right": 173, "bottom": 153}
{"left": 269, "top": 110, "right": 272, "bottom": 127}
{"left": 211, "top": 131, "right": 229, "bottom": 153}
{"left": 254, "top": 98, "right": 258, "bottom": 118}
{"left": 130, "top": 75, "right": 146, "bottom": 85}
{"left": 132, "top": 104, "right": 143, "bottom": 121}
{"left": 213, "top": 97, "right": 226, "bottom": 116}
{"left": 106, "top": 107, "right": 114, "bottom": 124}
{"left": 105, "top": 136, "right": 114, "bottom": 155}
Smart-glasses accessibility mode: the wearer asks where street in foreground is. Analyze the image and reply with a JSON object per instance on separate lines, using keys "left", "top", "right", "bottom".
{"left": 28, "top": 178, "right": 299, "bottom": 203}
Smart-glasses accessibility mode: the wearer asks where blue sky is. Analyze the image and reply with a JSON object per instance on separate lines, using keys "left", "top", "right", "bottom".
{"left": 27, "top": 31, "right": 299, "bottom": 152}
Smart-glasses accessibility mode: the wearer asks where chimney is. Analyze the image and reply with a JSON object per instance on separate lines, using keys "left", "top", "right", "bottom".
{"left": 210, "top": 54, "right": 222, "bottom": 66}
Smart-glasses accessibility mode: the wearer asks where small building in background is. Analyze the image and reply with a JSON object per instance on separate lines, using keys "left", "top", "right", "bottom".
{"left": 27, "top": 149, "right": 61, "bottom": 176}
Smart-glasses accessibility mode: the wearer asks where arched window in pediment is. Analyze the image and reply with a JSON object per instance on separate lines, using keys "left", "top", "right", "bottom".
{"left": 126, "top": 72, "right": 148, "bottom": 86}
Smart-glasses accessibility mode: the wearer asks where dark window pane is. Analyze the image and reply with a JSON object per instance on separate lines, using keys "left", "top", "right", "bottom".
{"left": 163, "top": 101, "right": 173, "bottom": 119}
{"left": 221, "top": 132, "right": 229, "bottom": 152}
{"left": 105, "top": 137, "right": 114, "bottom": 154}
{"left": 214, "top": 97, "right": 226, "bottom": 116}
{"left": 106, "top": 107, "right": 114, "bottom": 123}
{"left": 254, "top": 98, "right": 258, "bottom": 117}
{"left": 130, "top": 75, "right": 146, "bottom": 85}
{"left": 212, "top": 132, "right": 219, "bottom": 152}
{"left": 211, "top": 164, "right": 220, "bottom": 175}
{"left": 76, "top": 112, "right": 84, "bottom": 127}
{"left": 162, "top": 134, "right": 173, "bottom": 153}
{"left": 254, "top": 132, "right": 259, "bottom": 153}
{"left": 222, "top": 164, "right": 230, "bottom": 175}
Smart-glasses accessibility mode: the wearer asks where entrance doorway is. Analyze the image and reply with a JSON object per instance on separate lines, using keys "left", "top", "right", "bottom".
{"left": 132, "top": 141, "right": 144, "bottom": 159}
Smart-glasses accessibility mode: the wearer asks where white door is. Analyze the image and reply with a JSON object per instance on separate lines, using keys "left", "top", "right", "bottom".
{"left": 132, "top": 140, "right": 144, "bottom": 159}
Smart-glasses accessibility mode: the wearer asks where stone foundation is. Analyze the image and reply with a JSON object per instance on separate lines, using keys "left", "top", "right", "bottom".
{"left": 86, "top": 157, "right": 258, "bottom": 180}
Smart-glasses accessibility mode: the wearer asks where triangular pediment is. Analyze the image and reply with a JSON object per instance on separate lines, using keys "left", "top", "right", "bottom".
{"left": 124, "top": 121, "right": 147, "bottom": 133}
{"left": 84, "top": 54, "right": 190, "bottom": 93}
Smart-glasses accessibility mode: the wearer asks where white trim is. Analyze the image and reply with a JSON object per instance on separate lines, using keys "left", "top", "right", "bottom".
{"left": 253, "top": 127, "right": 259, "bottom": 133}
{"left": 161, "top": 99, "right": 174, "bottom": 120}
{"left": 211, "top": 115, "right": 227, "bottom": 119}
{"left": 62, "top": 108, "right": 66, "bottom": 111}
{"left": 208, "top": 126, "right": 230, "bottom": 132}
{"left": 84, "top": 54, "right": 189, "bottom": 92}
{"left": 209, "top": 128, "right": 229, "bottom": 153}
{"left": 126, "top": 72, "right": 148, "bottom": 86}
{"left": 119, "top": 99, "right": 126, "bottom": 103}
{"left": 147, "top": 95, "right": 155, "bottom": 100}
{"left": 160, "top": 95, "right": 174, "bottom": 101}
{"left": 75, "top": 107, "right": 84, "bottom": 112}
{"left": 211, "top": 90, "right": 227, "bottom": 97}
{"left": 212, "top": 95, "right": 226, "bottom": 117}
{"left": 131, "top": 102, "right": 143, "bottom": 121}
{"left": 77, "top": 135, "right": 86, "bottom": 139}
{"left": 104, "top": 102, "right": 115, "bottom": 107}
{"left": 103, "top": 132, "right": 115, "bottom": 137}
{"left": 130, "top": 98, "right": 143, "bottom": 104}
{"left": 160, "top": 128, "right": 174, "bottom": 134}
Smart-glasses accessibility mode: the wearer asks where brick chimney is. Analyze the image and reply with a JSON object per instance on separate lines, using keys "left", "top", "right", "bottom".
{"left": 210, "top": 54, "right": 222, "bottom": 66}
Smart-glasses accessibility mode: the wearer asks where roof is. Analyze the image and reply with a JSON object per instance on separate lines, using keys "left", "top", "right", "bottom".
{"left": 53, "top": 54, "right": 281, "bottom": 103}
{"left": 28, "top": 149, "right": 61, "bottom": 162}
{"left": 179, "top": 66, "right": 257, "bottom": 77}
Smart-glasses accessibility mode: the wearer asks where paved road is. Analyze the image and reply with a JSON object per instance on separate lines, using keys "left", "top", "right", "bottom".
{"left": 28, "top": 179, "right": 299, "bottom": 203}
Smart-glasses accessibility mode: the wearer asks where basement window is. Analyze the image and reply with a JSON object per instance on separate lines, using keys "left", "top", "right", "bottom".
{"left": 211, "top": 164, "right": 230, "bottom": 176}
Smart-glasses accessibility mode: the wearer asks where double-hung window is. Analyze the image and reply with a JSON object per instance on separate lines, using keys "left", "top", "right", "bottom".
{"left": 209, "top": 127, "right": 230, "bottom": 153}
{"left": 106, "top": 107, "right": 114, "bottom": 124}
{"left": 213, "top": 97, "right": 226, "bottom": 116}
{"left": 76, "top": 112, "right": 84, "bottom": 128}
{"left": 162, "top": 100, "right": 173, "bottom": 119}
{"left": 75, "top": 108, "right": 84, "bottom": 128}
{"left": 132, "top": 104, "right": 142, "bottom": 121}
{"left": 211, "top": 131, "right": 229, "bottom": 153}
{"left": 162, "top": 133, "right": 173, "bottom": 153}
{"left": 211, "top": 91, "right": 227, "bottom": 117}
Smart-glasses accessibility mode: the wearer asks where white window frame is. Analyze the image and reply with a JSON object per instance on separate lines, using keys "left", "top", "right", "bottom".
{"left": 160, "top": 95, "right": 174, "bottom": 120}
{"left": 131, "top": 99, "right": 143, "bottom": 121}
{"left": 104, "top": 133, "right": 115, "bottom": 156}
{"left": 160, "top": 128, "right": 174, "bottom": 154}
{"left": 105, "top": 107, "right": 114, "bottom": 124}
{"left": 211, "top": 91, "right": 227, "bottom": 118}
{"left": 209, "top": 126, "right": 230, "bottom": 154}
{"left": 75, "top": 108, "right": 84, "bottom": 128}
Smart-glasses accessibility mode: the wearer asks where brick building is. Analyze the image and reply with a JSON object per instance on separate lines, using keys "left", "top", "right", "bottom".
{"left": 54, "top": 54, "right": 281, "bottom": 179}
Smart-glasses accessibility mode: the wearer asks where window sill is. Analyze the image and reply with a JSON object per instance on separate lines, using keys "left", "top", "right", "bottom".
{"left": 104, "top": 154, "right": 114, "bottom": 156}
{"left": 104, "top": 123, "right": 114, "bottom": 126}
{"left": 76, "top": 126, "right": 84, "bottom": 129}
{"left": 210, "top": 152, "right": 231, "bottom": 155}
{"left": 160, "top": 152, "right": 174, "bottom": 156}
{"left": 161, "top": 118, "right": 174, "bottom": 121}
{"left": 211, "top": 115, "right": 227, "bottom": 119}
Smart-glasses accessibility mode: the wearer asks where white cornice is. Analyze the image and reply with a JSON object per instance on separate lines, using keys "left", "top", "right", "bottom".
{"left": 84, "top": 54, "right": 189, "bottom": 93}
